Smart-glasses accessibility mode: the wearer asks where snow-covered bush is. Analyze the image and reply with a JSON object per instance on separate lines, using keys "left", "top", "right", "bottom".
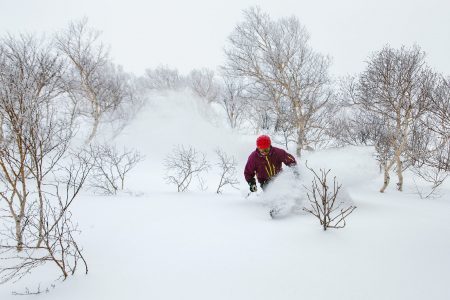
{"left": 164, "top": 145, "right": 210, "bottom": 192}
{"left": 89, "top": 144, "right": 143, "bottom": 195}
{"left": 215, "top": 148, "right": 239, "bottom": 194}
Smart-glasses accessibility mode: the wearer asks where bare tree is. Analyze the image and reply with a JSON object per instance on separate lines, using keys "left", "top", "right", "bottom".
{"left": 420, "top": 75, "right": 450, "bottom": 174}
{"left": 217, "top": 74, "right": 249, "bottom": 129}
{"left": 0, "top": 32, "right": 90, "bottom": 288}
{"left": 187, "top": 68, "right": 220, "bottom": 103}
{"left": 407, "top": 76, "right": 450, "bottom": 197}
{"left": 27, "top": 100, "right": 75, "bottom": 248}
{"left": 0, "top": 109, "right": 3, "bottom": 146}
{"left": 303, "top": 163, "right": 356, "bottom": 231}
{"left": 0, "top": 34, "right": 66, "bottom": 251}
{"left": 164, "top": 145, "right": 210, "bottom": 192}
{"left": 215, "top": 149, "right": 239, "bottom": 194}
{"left": 0, "top": 149, "right": 91, "bottom": 284}
{"left": 328, "top": 108, "right": 378, "bottom": 147}
{"left": 224, "top": 7, "right": 332, "bottom": 157}
{"left": 56, "top": 18, "right": 130, "bottom": 143}
{"left": 89, "top": 144, "right": 143, "bottom": 195}
{"left": 412, "top": 163, "right": 449, "bottom": 199}
{"left": 428, "top": 76, "right": 450, "bottom": 137}
{"left": 105, "top": 70, "right": 147, "bottom": 137}
{"left": 348, "top": 45, "right": 434, "bottom": 192}
{"left": 144, "top": 65, "right": 185, "bottom": 91}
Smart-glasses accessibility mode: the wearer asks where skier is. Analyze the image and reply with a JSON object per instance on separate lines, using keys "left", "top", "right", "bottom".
{"left": 244, "top": 134, "right": 297, "bottom": 193}
{"left": 244, "top": 135, "right": 298, "bottom": 218}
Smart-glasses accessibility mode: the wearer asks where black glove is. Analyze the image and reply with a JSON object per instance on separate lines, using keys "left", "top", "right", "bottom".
{"left": 248, "top": 179, "right": 257, "bottom": 192}
{"left": 260, "top": 180, "right": 268, "bottom": 190}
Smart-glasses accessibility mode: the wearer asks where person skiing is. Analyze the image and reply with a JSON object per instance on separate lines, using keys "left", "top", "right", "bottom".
{"left": 244, "top": 135, "right": 297, "bottom": 193}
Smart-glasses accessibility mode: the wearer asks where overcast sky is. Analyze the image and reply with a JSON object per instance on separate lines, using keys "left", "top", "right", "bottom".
{"left": 1, "top": 0, "right": 449, "bottom": 77}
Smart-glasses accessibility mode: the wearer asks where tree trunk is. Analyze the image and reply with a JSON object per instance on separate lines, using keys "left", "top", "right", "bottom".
{"left": 380, "top": 160, "right": 395, "bottom": 193}
{"left": 0, "top": 114, "right": 3, "bottom": 145}
{"left": 395, "top": 123, "right": 408, "bottom": 192}
{"left": 396, "top": 155, "right": 404, "bottom": 191}
{"left": 87, "top": 117, "right": 99, "bottom": 143}
{"left": 5, "top": 200, "right": 24, "bottom": 251}
{"left": 296, "top": 119, "right": 305, "bottom": 158}
{"left": 14, "top": 216, "right": 23, "bottom": 252}
{"left": 86, "top": 105, "right": 100, "bottom": 143}
{"left": 86, "top": 85, "right": 101, "bottom": 144}
{"left": 18, "top": 142, "right": 27, "bottom": 251}
{"left": 36, "top": 181, "right": 45, "bottom": 248}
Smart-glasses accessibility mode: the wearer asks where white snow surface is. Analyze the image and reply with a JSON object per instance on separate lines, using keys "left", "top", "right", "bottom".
{"left": 1, "top": 91, "right": 450, "bottom": 299}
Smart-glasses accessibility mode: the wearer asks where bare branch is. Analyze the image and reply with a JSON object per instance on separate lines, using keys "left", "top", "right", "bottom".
{"left": 303, "top": 162, "right": 356, "bottom": 230}
{"left": 215, "top": 148, "right": 239, "bottom": 194}
{"left": 164, "top": 145, "right": 210, "bottom": 192}
{"left": 88, "top": 144, "right": 143, "bottom": 195}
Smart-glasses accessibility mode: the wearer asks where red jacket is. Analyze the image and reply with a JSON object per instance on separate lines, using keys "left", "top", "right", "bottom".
{"left": 244, "top": 146, "right": 297, "bottom": 184}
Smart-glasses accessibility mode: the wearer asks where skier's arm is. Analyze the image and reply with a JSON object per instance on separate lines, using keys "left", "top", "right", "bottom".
{"left": 281, "top": 150, "right": 299, "bottom": 176}
{"left": 244, "top": 154, "right": 256, "bottom": 181}
{"left": 282, "top": 150, "right": 297, "bottom": 167}
{"left": 244, "top": 155, "right": 257, "bottom": 192}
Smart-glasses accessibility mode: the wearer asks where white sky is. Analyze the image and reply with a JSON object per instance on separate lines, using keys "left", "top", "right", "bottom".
{"left": 1, "top": 0, "right": 449, "bottom": 77}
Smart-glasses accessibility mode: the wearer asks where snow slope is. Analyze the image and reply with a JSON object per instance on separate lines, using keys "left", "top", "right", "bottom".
{"left": 1, "top": 91, "right": 450, "bottom": 300}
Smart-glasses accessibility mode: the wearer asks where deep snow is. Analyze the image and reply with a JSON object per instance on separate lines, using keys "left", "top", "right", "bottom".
{"left": 1, "top": 91, "right": 449, "bottom": 300}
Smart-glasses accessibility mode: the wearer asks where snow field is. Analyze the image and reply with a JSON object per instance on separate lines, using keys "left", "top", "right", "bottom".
{"left": 1, "top": 91, "right": 449, "bottom": 300}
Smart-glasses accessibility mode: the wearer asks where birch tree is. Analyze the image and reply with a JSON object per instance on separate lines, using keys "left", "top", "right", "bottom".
{"left": 188, "top": 68, "right": 220, "bottom": 103}
{"left": 56, "top": 18, "right": 130, "bottom": 143}
{"left": 0, "top": 35, "right": 66, "bottom": 250}
{"left": 408, "top": 75, "right": 450, "bottom": 196}
{"left": 224, "top": 7, "right": 331, "bottom": 157}
{"left": 218, "top": 74, "right": 249, "bottom": 129}
{"left": 349, "top": 45, "right": 434, "bottom": 192}
{"left": 429, "top": 76, "right": 450, "bottom": 137}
